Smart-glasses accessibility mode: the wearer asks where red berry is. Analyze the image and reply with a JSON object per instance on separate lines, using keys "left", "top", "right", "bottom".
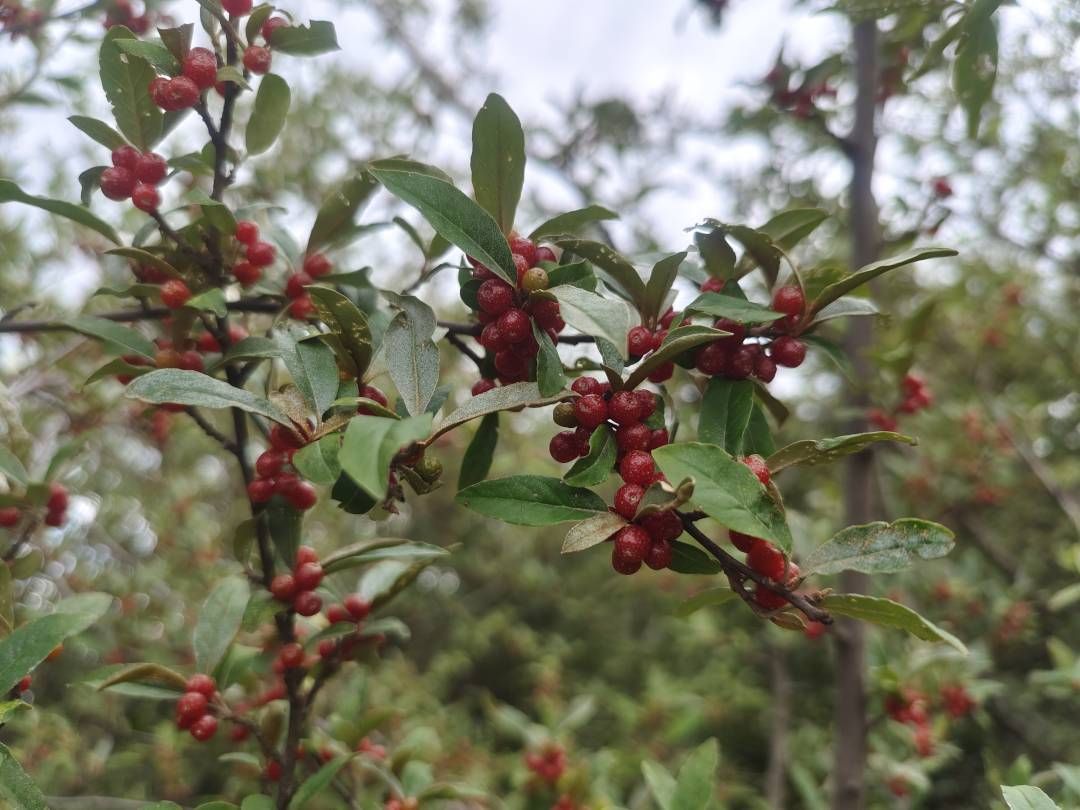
{"left": 100, "top": 166, "right": 136, "bottom": 200}
{"left": 182, "top": 47, "right": 218, "bottom": 90}
{"left": 619, "top": 450, "right": 655, "bottom": 486}
{"left": 46, "top": 483, "right": 68, "bottom": 513}
{"left": 549, "top": 431, "right": 580, "bottom": 464}
{"left": 729, "top": 530, "right": 759, "bottom": 553}
{"left": 289, "top": 296, "right": 316, "bottom": 320}
{"left": 634, "top": 390, "right": 657, "bottom": 418}
{"left": 43, "top": 510, "right": 64, "bottom": 527}
{"left": 932, "top": 177, "right": 952, "bottom": 198}
{"left": 477, "top": 279, "right": 514, "bottom": 315}
{"left": 265, "top": 760, "right": 282, "bottom": 781}
{"left": 0, "top": 507, "right": 20, "bottom": 527}
{"left": 134, "top": 152, "right": 168, "bottom": 184}
{"left": 770, "top": 336, "right": 806, "bottom": 368}
{"left": 509, "top": 236, "right": 537, "bottom": 266}
{"left": 647, "top": 362, "right": 674, "bottom": 383}
{"left": 701, "top": 277, "right": 725, "bottom": 293}
{"left": 269, "top": 574, "right": 297, "bottom": 602}
{"left": 613, "top": 525, "right": 650, "bottom": 563}
{"left": 255, "top": 450, "right": 287, "bottom": 479}
{"left": 159, "top": 76, "right": 200, "bottom": 111}
{"left": 111, "top": 145, "right": 140, "bottom": 170}
{"left": 804, "top": 620, "right": 827, "bottom": 639}
{"left": 233, "top": 260, "right": 261, "bottom": 286}
{"left": 148, "top": 77, "right": 170, "bottom": 108}
{"left": 529, "top": 298, "right": 562, "bottom": 330}
{"left": 644, "top": 539, "right": 673, "bottom": 570}
{"left": 696, "top": 342, "right": 728, "bottom": 376}
{"left": 573, "top": 394, "right": 608, "bottom": 430}
{"left": 160, "top": 280, "right": 192, "bottom": 309}
{"left": 570, "top": 377, "right": 600, "bottom": 396}
{"left": 131, "top": 183, "right": 160, "bottom": 212}
{"left": 235, "top": 220, "right": 259, "bottom": 244}
{"left": 343, "top": 594, "right": 371, "bottom": 620}
{"left": 230, "top": 724, "right": 250, "bottom": 742}
{"left": 246, "top": 241, "right": 276, "bottom": 267}
{"left": 724, "top": 345, "right": 755, "bottom": 379}
{"left": 471, "top": 379, "right": 496, "bottom": 396}
{"left": 754, "top": 585, "right": 789, "bottom": 611}
{"left": 294, "top": 562, "right": 324, "bottom": 591}
{"left": 743, "top": 454, "right": 771, "bottom": 486}
{"left": 278, "top": 642, "right": 304, "bottom": 669}
{"left": 660, "top": 309, "right": 678, "bottom": 329}
{"left": 303, "top": 253, "right": 332, "bottom": 277}
{"left": 293, "top": 590, "right": 322, "bottom": 616}
{"left": 512, "top": 253, "right": 529, "bottom": 283}
{"left": 747, "top": 542, "right": 786, "bottom": 580}
{"left": 222, "top": 0, "right": 253, "bottom": 15}
{"left": 261, "top": 15, "right": 288, "bottom": 41}
{"left": 285, "top": 481, "right": 318, "bottom": 510}
{"left": 753, "top": 354, "right": 777, "bottom": 382}
{"left": 771, "top": 285, "right": 805, "bottom": 318}
{"left": 16, "top": 675, "right": 31, "bottom": 692}
{"left": 243, "top": 45, "right": 271, "bottom": 74}
{"left": 650, "top": 330, "right": 668, "bottom": 351}
{"left": 268, "top": 425, "right": 302, "bottom": 452}
{"left": 176, "top": 691, "right": 208, "bottom": 724}
{"left": 613, "top": 484, "right": 645, "bottom": 519}
{"left": 185, "top": 673, "right": 216, "bottom": 696}
{"left": 534, "top": 246, "right": 556, "bottom": 263}
{"left": 284, "top": 272, "right": 311, "bottom": 300}
{"left": 325, "top": 603, "right": 350, "bottom": 624}
{"left": 479, "top": 323, "right": 508, "bottom": 352}
{"left": 627, "top": 326, "right": 653, "bottom": 359}
{"left": 317, "top": 639, "right": 338, "bottom": 658}
{"left": 648, "top": 428, "right": 669, "bottom": 450}
{"left": 616, "top": 422, "right": 651, "bottom": 452}
{"left": 608, "top": 391, "right": 642, "bottom": 425}
{"left": 494, "top": 350, "right": 527, "bottom": 379}
{"left": 640, "top": 510, "right": 683, "bottom": 543}
{"left": 295, "top": 546, "right": 319, "bottom": 566}
{"left": 496, "top": 308, "right": 531, "bottom": 344}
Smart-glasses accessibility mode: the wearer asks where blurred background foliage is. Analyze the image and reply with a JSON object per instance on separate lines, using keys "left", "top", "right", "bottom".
{"left": 1, "top": 0, "right": 1078, "bottom": 808}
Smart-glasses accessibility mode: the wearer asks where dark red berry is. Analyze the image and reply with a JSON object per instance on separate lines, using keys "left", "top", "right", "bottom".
{"left": 16, "top": 675, "right": 31, "bottom": 692}
{"left": 479, "top": 323, "right": 508, "bottom": 352}
{"left": 230, "top": 724, "right": 250, "bottom": 742}
{"left": 571, "top": 394, "right": 606, "bottom": 431}
{"left": 190, "top": 714, "right": 218, "bottom": 741}
{"left": 743, "top": 454, "right": 771, "bottom": 486}
{"left": 477, "top": 278, "right": 514, "bottom": 315}
{"left": 285, "top": 481, "right": 317, "bottom": 511}
{"left": 303, "top": 253, "right": 332, "bottom": 277}
{"left": 612, "top": 545, "right": 643, "bottom": 575}
{"left": 278, "top": 642, "right": 304, "bottom": 669}
{"left": 549, "top": 431, "right": 580, "bottom": 464}
{"left": 613, "top": 484, "right": 645, "bottom": 519}
{"left": 233, "top": 260, "right": 261, "bottom": 286}
{"left": 0, "top": 507, "right": 20, "bottom": 527}
{"left": 246, "top": 241, "right": 276, "bottom": 267}
{"left": 243, "top": 45, "right": 271, "bottom": 74}
{"left": 471, "top": 379, "right": 496, "bottom": 396}
{"left": 616, "top": 422, "right": 651, "bottom": 452}
{"left": 261, "top": 15, "right": 288, "bottom": 41}
{"left": 269, "top": 574, "right": 297, "bottom": 602}
{"left": 608, "top": 391, "right": 641, "bottom": 425}
{"left": 131, "top": 183, "right": 160, "bottom": 212}
{"left": 496, "top": 308, "right": 531, "bottom": 344}
{"left": 186, "top": 674, "right": 216, "bottom": 696}
{"left": 660, "top": 309, "right": 677, "bottom": 329}
{"left": 100, "top": 166, "right": 136, "bottom": 200}
{"left": 294, "top": 562, "right": 324, "bottom": 591}
{"left": 613, "top": 525, "right": 650, "bottom": 563}
{"left": 289, "top": 296, "right": 316, "bottom": 320}
{"left": 627, "top": 326, "right": 654, "bottom": 359}
{"left": 753, "top": 354, "right": 777, "bottom": 382}
{"left": 149, "top": 77, "right": 170, "bottom": 108}
{"left": 222, "top": 0, "right": 253, "bottom": 14}
{"left": 494, "top": 350, "right": 528, "bottom": 379}
{"left": 265, "top": 759, "right": 282, "bottom": 781}
{"left": 529, "top": 298, "right": 562, "bottom": 330}
{"left": 111, "top": 145, "right": 140, "bottom": 170}
{"left": 771, "top": 285, "right": 805, "bottom": 317}
{"left": 255, "top": 450, "right": 287, "bottom": 479}
{"left": 134, "top": 152, "right": 168, "bottom": 184}
{"left": 570, "top": 377, "right": 600, "bottom": 396}
{"left": 647, "top": 362, "right": 674, "bottom": 383}
{"left": 619, "top": 450, "right": 655, "bottom": 486}
{"left": 754, "top": 585, "right": 789, "bottom": 611}
{"left": 634, "top": 390, "right": 657, "bottom": 419}
{"left": 640, "top": 510, "right": 683, "bottom": 543}
{"left": 648, "top": 428, "right": 669, "bottom": 450}
{"left": 701, "top": 277, "right": 725, "bottom": 293}
{"left": 178, "top": 350, "right": 203, "bottom": 372}
{"left": 729, "top": 530, "right": 759, "bottom": 553}
{"left": 747, "top": 542, "right": 785, "bottom": 580}
{"left": 696, "top": 342, "right": 728, "bottom": 376}
{"left": 270, "top": 425, "right": 303, "bottom": 452}
{"left": 341, "top": 594, "right": 369, "bottom": 620}
{"left": 159, "top": 76, "right": 200, "bottom": 111}
{"left": 46, "top": 482, "right": 68, "bottom": 513}
{"left": 509, "top": 236, "right": 537, "bottom": 266}
{"left": 644, "top": 539, "right": 673, "bottom": 570}
{"left": 932, "top": 177, "right": 952, "bottom": 198}
{"left": 724, "top": 345, "right": 755, "bottom": 379}
{"left": 182, "top": 47, "right": 218, "bottom": 90}
{"left": 160, "top": 279, "right": 192, "bottom": 309}
{"left": 770, "top": 336, "right": 806, "bottom": 368}
{"left": 325, "top": 603, "right": 350, "bottom": 624}
{"left": 176, "top": 691, "right": 208, "bottom": 723}
{"left": 235, "top": 220, "right": 259, "bottom": 244}
{"left": 284, "top": 272, "right": 311, "bottom": 300}
{"left": 293, "top": 590, "right": 322, "bottom": 616}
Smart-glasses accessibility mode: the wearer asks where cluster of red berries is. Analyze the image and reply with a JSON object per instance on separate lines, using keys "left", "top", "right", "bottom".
{"left": 467, "top": 234, "right": 564, "bottom": 393}
{"left": 867, "top": 372, "right": 932, "bottom": 432}
{"left": 103, "top": 0, "right": 151, "bottom": 32}
{"left": 2, "top": 483, "right": 70, "bottom": 530}
{"left": 99, "top": 145, "right": 167, "bottom": 212}
{"left": 219, "top": 0, "right": 287, "bottom": 74}
{"left": 118, "top": 327, "right": 246, "bottom": 388}
{"left": 524, "top": 742, "right": 567, "bottom": 784}
{"left": 230, "top": 219, "right": 280, "bottom": 290}
{"left": 765, "top": 66, "right": 836, "bottom": 119}
{"left": 884, "top": 687, "right": 935, "bottom": 757}
{"left": 1, "top": 0, "right": 43, "bottom": 37}
{"left": 939, "top": 683, "right": 976, "bottom": 718}
{"left": 247, "top": 425, "right": 319, "bottom": 512}
{"left": 175, "top": 673, "right": 219, "bottom": 741}
{"left": 278, "top": 239, "right": 334, "bottom": 320}
{"left": 267, "top": 544, "right": 326, "bottom": 617}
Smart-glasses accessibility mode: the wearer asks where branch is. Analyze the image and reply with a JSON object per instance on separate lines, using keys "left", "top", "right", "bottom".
{"left": 444, "top": 332, "right": 483, "bottom": 369}
{"left": 184, "top": 407, "right": 238, "bottom": 453}
{"left": 2, "top": 515, "right": 41, "bottom": 563}
{"left": 678, "top": 512, "right": 833, "bottom": 624}
{"left": 437, "top": 320, "right": 596, "bottom": 345}
{"left": 0, "top": 299, "right": 282, "bottom": 333}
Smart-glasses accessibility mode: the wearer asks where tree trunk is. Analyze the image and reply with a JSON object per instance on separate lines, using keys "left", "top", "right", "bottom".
{"left": 832, "top": 18, "right": 880, "bottom": 810}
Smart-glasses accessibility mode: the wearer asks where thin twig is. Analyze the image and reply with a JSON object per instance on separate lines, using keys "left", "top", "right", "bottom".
{"left": 0, "top": 299, "right": 281, "bottom": 333}
{"left": 184, "top": 407, "right": 237, "bottom": 453}
{"left": 444, "top": 332, "right": 483, "bottom": 369}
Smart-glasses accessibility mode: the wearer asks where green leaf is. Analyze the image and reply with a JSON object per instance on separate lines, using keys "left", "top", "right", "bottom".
{"left": 529, "top": 205, "right": 619, "bottom": 241}
{"left": 241, "top": 797, "right": 274, "bottom": 810}
{"left": 184, "top": 188, "right": 237, "bottom": 234}
{"left": 321, "top": 539, "right": 448, "bottom": 575}
{"left": 99, "top": 27, "right": 162, "bottom": 150}
{"left": 185, "top": 288, "right": 228, "bottom": 316}
{"left": 125, "top": 369, "right": 288, "bottom": 423}
{"left": 193, "top": 576, "right": 249, "bottom": 675}
{"left": 470, "top": 93, "right": 525, "bottom": 234}
{"left": 456, "top": 475, "right": 608, "bottom": 526}
{"left": 675, "top": 586, "right": 738, "bottom": 617}
{"left": 291, "top": 436, "right": 341, "bottom": 485}
{"left": 642, "top": 760, "right": 677, "bottom": 810}
{"left": 0, "top": 742, "right": 47, "bottom": 810}
{"left": 694, "top": 228, "right": 736, "bottom": 280}
{"left": 289, "top": 755, "right": 354, "bottom": 809}
{"left": 546, "top": 260, "right": 597, "bottom": 290}
{"left": 756, "top": 208, "right": 828, "bottom": 251}
{"left": 642, "top": 251, "right": 685, "bottom": 323}
{"left": 1001, "top": 786, "right": 1061, "bottom": 810}
{"left": 766, "top": 431, "right": 917, "bottom": 474}
{"left": 533, "top": 324, "right": 567, "bottom": 397}
{"left": 671, "top": 738, "right": 719, "bottom": 810}
{"left": 652, "top": 443, "right": 792, "bottom": 551}
{"left": 246, "top": 73, "right": 291, "bottom": 156}
{"left": 96, "top": 662, "right": 188, "bottom": 692}
{"left": 726, "top": 224, "right": 783, "bottom": 285}
{"left": 104, "top": 246, "right": 181, "bottom": 278}
{"left": 339, "top": 414, "right": 433, "bottom": 500}
{"left": 0, "top": 593, "right": 112, "bottom": 694}
{"left": 546, "top": 285, "right": 632, "bottom": 360}
{"left": 668, "top": 542, "right": 722, "bottom": 575}
{"left": 555, "top": 238, "right": 646, "bottom": 308}
{"left": 0, "top": 447, "right": 28, "bottom": 487}
{"left": 370, "top": 159, "right": 515, "bottom": 283}
{"left": 115, "top": 39, "right": 180, "bottom": 75}
{"left": 561, "top": 511, "right": 626, "bottom": 554}
{"left": 433, "top": 382, "right": 563, "bottom": 438}
{"left": 244, "top": 5, "right": 273, "bottom": 43}
{"left": 330, "top": 474, "right": 377, "bottom": 515}
{"left": 382, "top": 294, "right": 440, "bottom": 416}
{"left": 360, "top": 558, "right": 437, "bottom": 610}
{"left": 68, "top": 115, "right": 128, "bottom": 150}
{"left": 698, "top": 378, "right": 754, "bottom": 455}
{"left": 68, "top": 315, "right": 156, "bottom": 358}
{"left": 266, "top": 503, "right": 302, "bottom": 563}
{"left": 809, "top": 296, "right": 880, "bottom": 325}
{"left": 269, "top": 20, "right": 339, "bottom": 55}
{"left": 623, "top": 325, "right": 727, "bottom": 390}
{"left": 458, "top": 413, "right": 499, "bottom": 491}
{"left": 0, "top": 179, "right": 120, "bottom": 244}
{"left": 274, "top": 331, "right": 339, "bottom": 419}
{"left": 79, "top": 166, "right": 106, "bottom": 206}
{"left": 821, "top": 594, "right": 967, "bottom": 653}
{"left": 563, "top": 424, "right": 616, "bottom": 487}
{"left": 809, "top": 248, "right": 958, "bottom": 315}
{"left": 953, "top": 1, "right": 1001, "bottom": 139}
{"left": 684, "top": 292, "right": 784, "bottom": 324}
{"left": 307, "top": 173, "right": 379, "bottom": 253}
{"left": 743, "top": 403, "right": 775, "bottom": 458}
{"left": 0, "top": 700, "right": 29, "bottom": 724}
{"left": 307, "top": 286, "right": 373, "bottom": 377}
{"left": 158, "top": 23, "right": 194, "bottom": 61}
{"left": 803, "top": 519, "right": 955, "bottom": 576}
{"left": 221, "top": 336, "right": 279, "bottom": 363}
